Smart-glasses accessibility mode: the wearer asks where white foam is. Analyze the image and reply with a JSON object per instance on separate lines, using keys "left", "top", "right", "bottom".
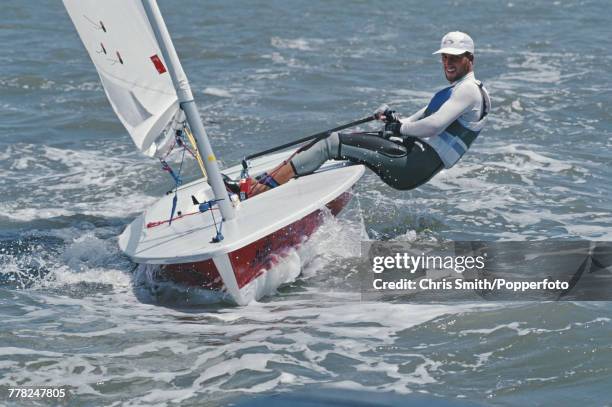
{"left": 262, "top": 52, "right": 308, "bottom": 69}
{"left": 459, "top": 317, "right": 611, "bottom": 341}
{"left": 203, "top": 87, "right": 232, "bottom": 98}
{"left": 1, "top": 224, "right": 135, "bottom": 292}
{"left": 248, "top": 69, "right": 290, "bottom": 81}
{"left": 505, "top": 52, "right": 565, "bottom": 84}
{"left": 271, "top": 36, "right": 321, "bottom": 51}
{"left": 50, "top": 267, "right": 132, "bottom": 289}
{"left": 299, "top": 210, "right": 362, "bottom": 278}
{"left": 61, "top": 233, "right": 116, "bottom": 270}
{"left": 0, "top": 347, "right": 63, "bottom": 357}
{"left": 562, "top": 224, "right": 612, "bottom": 240}
{"left": 199, "top": 353, "right": 271, "bottom": 383}
{"left": 1, "top": 143, "right": 161, "bottom": 221}
{"left": 175, "top": 302, "right": 488, "bottom": 397}
{"left": 484, "top": 144, "right": 573, "bottom": 173}
{"left": 239, "top": 250, "right": 303, "bottom": 304}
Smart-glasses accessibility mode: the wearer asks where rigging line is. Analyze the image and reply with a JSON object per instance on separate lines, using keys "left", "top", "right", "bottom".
{"left": 167, "top": 145, "right": 187, "bottom": 225}
{"left": 174, "top": 130, "right": 200, "bottom": 162}
{"left": 209, "top": 204, "right": 223, "bottom": 242}
{"left": 176, "top": 135, "right": 187, "bottom": 180}
{"left": 161, "top": 136, "right": 178, "bottom": 161}
{"left": 183, "top": 125, "right": 208, "bottom": 179}
{"left": 160, "top": 160, "right": 181, "bottom": 185}
{"left": 176, "top": 139, "right": 200, "bottom": 164}
{"left": 146, "top": 207, "right": 220, "bottom": 228}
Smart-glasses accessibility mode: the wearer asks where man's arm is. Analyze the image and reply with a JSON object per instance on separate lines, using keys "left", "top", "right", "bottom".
{"left": 400, "top": 107, "right": 427, "bottom": 123}
{"left": 398, "top": 84, "right": 478, "bottom": 138}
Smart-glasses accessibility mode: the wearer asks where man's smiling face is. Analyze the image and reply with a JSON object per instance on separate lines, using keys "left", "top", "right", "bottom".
{"left": 441, "top": 53, "right": 473, "bottom": 82}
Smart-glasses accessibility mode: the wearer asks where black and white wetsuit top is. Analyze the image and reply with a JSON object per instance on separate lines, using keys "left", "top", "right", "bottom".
{"left": 399, "top": 72, "right": 491, "bottom": 168}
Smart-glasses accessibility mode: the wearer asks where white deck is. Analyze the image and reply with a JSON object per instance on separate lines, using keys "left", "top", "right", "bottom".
{"left": 118, "top": 150, "right": 364, "bottom": 264}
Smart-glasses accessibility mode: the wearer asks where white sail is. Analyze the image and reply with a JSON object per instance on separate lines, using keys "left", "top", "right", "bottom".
{"left": 63, "top": 0, "right": 182, "bottom": 157}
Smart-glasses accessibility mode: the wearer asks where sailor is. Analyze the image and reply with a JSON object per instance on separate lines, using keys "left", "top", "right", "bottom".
{"left": 242, "top": 31, "right": 491, "bottom": 197}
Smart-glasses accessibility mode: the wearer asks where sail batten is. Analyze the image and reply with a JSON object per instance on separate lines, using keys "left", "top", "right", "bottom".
{"left": 63, "top": 0, "right": 181, "bottom": 157}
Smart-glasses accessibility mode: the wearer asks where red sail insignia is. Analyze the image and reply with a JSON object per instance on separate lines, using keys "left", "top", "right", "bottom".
{"left": 150, "top": 54, "right": 167, "bottom": 74}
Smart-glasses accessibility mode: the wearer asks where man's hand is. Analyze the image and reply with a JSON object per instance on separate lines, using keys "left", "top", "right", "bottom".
{"left": 373, "top": 104, "right": 389, "bottom": 119}
{"left": 374, "top": 104, "right": 401, "bottom": 123}
{"left": 382, "top": 122, "right": 402, "bottom": 139}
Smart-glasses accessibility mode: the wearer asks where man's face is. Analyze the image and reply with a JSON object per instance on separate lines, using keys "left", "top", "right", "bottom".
{"left": 441, "top": 53, "right": 472, "bottom": 82}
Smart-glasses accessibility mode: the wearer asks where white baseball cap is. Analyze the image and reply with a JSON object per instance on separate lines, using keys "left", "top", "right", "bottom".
{"left": 433, "top": 31, "right": 474, "bottom": 55}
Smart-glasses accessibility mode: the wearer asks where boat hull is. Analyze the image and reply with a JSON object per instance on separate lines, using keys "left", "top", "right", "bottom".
{"left": 119, "top": 150, "right": 365, "bottom": 304}
{"left": 154, "top": 192, "right": 352, "bottom": 300}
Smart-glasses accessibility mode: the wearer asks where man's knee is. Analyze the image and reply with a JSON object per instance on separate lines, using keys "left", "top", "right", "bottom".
{"left": 290, "top": 132, "right": 340, "bottom": 176}
{"left": 325, "top": 131, "right": 341, "bottom": 159}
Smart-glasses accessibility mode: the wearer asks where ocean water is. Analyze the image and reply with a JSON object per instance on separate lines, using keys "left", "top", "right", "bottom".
{"left": 1, "top": 0, "right": 611, "bottom": 405}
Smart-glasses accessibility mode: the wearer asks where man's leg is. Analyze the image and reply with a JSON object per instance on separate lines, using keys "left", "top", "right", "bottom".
{"left": 248, "top": 160, "right": 296, "bottom": 196}
{"left": 248, "top": 132, "right": 342, "bottom": 197}
{"left": 247, "top": 132, "right": 430, "bottom": 197}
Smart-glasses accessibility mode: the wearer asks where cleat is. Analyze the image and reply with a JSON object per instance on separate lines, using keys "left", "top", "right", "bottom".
{"left": 222, "top": 174, "right": 241, "bottom": 195}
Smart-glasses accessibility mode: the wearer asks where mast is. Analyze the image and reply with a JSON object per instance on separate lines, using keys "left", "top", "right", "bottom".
{"left": 142, "top": 0, "right": 235, "bottom": 221}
